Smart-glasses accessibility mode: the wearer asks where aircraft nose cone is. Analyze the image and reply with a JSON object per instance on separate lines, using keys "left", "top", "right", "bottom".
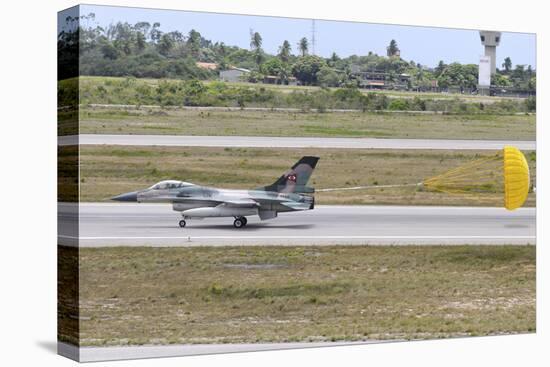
{"left": 111, "top": 191, "right": 139, "bottom": 202}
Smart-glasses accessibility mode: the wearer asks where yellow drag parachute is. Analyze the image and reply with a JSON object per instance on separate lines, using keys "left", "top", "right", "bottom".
{"left": 503, "top": 146, "right": 531, "bottom": 210}
{"left": 423, "top": 146, "right": 530, "bottom": 210}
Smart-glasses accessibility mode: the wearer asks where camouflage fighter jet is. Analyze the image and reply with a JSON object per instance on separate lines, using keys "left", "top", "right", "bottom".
{"left": 111, "top": 156, "right": 319, "bottom": 228}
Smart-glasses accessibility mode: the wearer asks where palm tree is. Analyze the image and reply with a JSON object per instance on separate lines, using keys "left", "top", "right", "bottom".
{"left": 250, "top": 30, "right": 262, "bottom": 51}
{"left": 250, "top": 30, "right": 263, "bottom": 68}
{"left": 298, "top": 37, "right": 308, "bottom": 57}
{"left": 387, "top": 39, "right": 399, "bottom": 57}
{"left": 278, "top": 40, "right": 291, "bottom": 62}
{"left": 502, "top": 57, "right": 512, "bottom": 73}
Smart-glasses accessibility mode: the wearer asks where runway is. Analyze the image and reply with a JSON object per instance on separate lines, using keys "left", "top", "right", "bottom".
{"left": 58, "top": 204, "right": 536, "bottom": 247}
{"left": 59, "top": 134, "right": 536, "bottom": 150}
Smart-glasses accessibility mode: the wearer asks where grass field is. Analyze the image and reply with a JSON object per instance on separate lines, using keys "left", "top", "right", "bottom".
{"left": 59, "top": 245, "right": 535, "bottom": 346}
{"left": 79, "top": 146, "right": 536, "bottom": 207}
{"left": 79, "top": 107, "right": 536, "bottom": 140}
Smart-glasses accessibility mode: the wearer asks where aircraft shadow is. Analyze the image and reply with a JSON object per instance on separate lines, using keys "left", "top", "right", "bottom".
{"left": 132, "top": 223, "right": 316, "bottom": 231}
{"left": 187, "top": 223, "right": 315, "bottom": 231}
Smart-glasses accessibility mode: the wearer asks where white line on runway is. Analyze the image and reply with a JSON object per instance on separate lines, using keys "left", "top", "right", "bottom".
{"left": 60, "top": 235, "right": 535, "bottom": 240}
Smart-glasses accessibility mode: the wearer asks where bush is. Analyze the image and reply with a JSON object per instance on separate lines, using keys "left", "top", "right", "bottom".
{"left": 388, "top": 99, "right": 409, "bottom": 111}
{"left": 372, "top": 94, "right": 389, "bottom": 110}
{"left": 411, "top": 97, "right": 427, "bottom": 111}
{"left": 333, "top": 87, "right": 362, "bottom": 102}
{"left": 78, "top": 76, "right": 535, "bottom": 114}
{"left": 208, "top": 283, "right": 225, "bottom": 295}
{"left": 525, "top": 96, "right": 536, "bottom": 112}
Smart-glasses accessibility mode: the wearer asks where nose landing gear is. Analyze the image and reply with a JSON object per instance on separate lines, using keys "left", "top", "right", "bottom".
{"left": 179, "top": 219, "right": 186, "bottom": 228}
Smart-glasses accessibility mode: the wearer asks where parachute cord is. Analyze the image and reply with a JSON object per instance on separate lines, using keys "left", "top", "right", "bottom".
{"left": 317, "top": 183, "right": 422, "bottom": 192}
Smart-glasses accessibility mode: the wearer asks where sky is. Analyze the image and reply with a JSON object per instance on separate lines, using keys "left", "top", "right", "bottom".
{"left": 67, "top": 4, "right": 536, "bottom": 69}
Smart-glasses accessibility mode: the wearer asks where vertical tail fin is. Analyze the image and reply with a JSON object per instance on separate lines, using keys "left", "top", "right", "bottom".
{"left": 260, "top": 156, "right": 319, "bottom": 193}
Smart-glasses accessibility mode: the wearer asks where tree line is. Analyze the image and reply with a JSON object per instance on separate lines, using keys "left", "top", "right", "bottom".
{"left": 58, "top": 13, "right": 536, "bottom": 91}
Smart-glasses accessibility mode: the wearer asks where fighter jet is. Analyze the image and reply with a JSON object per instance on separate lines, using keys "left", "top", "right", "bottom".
{"left": 111, "top": 156, "right": 319, "bottom": 228}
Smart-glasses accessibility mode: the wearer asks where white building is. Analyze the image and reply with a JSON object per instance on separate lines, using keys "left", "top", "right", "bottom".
{"left": 479, "top": 30, "right": 501, "bottom": 75}
{"left": 219, "top": 67, "right": 251, "bottom": 83}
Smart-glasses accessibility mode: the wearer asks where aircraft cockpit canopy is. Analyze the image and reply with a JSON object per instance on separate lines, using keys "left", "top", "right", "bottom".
{"left": 149, "top": 180, "right": 194, "bottom": 190}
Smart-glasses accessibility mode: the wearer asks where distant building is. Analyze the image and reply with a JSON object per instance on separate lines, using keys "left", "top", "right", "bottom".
{"left": 479, "top": 31, "right": 501, "bottom": 75}
{"left": 263, "top": 75, "right": 278, "bottom": 84}
{"left": 263, "top": 75, "right": 298, "bottom": 86}
{"left": 196, "top": 62, "right": 218, "bottom": 70}
{"left": 351, "top": 68, "right": 410, "bottom": 90}
{"left": 350, "top": 64, "right": 361, "bottom": 74}
{"left": 219, "top": 67, "right": 251, "bottom": 83}
{"left": 398, "top": 73, "right": 411, "bottom": 84}
{"left": 355, "top": 71, "right": 386, "bottom": 89}
{"left": 478, "top": 30, "right": 501, "bottom": 95}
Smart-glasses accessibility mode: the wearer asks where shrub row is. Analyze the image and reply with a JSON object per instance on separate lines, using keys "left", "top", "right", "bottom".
{"left": 74, "top": 77, "right": 536, "bottom": 113}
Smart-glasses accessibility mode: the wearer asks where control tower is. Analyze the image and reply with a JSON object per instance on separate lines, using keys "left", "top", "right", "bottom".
{"left": 479, "top": 30, "right": 501, "bottom": 75}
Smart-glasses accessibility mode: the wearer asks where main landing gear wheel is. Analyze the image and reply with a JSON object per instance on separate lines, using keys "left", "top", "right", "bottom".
{"left": 233, "top": 217, "right": 247, "bottom": 228}
{"left": 179, "top": 219, "right": 186, "bottom": 228}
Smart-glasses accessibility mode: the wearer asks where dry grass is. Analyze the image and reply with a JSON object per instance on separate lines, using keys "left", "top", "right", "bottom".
{"left": 79, "top": 107, "right": 536, "bottom": 140}
{"left": 79, "top": 146, "right": 536, "bottom": 207}
{"left": 68, "top": 245, "right": 536, "bottom": 346}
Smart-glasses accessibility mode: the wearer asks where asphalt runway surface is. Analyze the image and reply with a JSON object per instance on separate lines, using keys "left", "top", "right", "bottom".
{"left": 58, "top": 204, "right": 536, "bottom": 247}
{"left": 59, "top": 134, "right": 536, "bottom": 150}
{"left": 59, "top": 340, "right": 391, "bottom": 362}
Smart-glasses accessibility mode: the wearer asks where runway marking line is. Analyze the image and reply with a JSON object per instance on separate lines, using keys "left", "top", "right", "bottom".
{"left": 59, "top": 235, "right": 536, "bottom": 240}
